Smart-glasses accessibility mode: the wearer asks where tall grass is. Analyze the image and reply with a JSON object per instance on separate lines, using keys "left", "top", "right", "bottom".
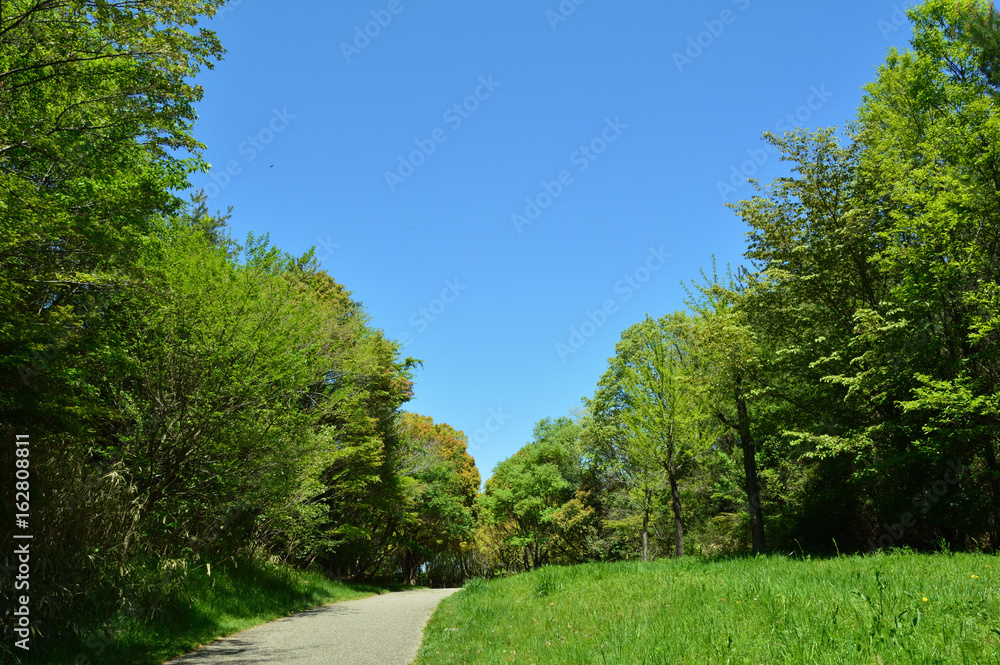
{"left": 15, "top": 557, "right": 399, "bottom": 665}
{"left": 416, "top": 551, "right": 1000, "bottom": 664}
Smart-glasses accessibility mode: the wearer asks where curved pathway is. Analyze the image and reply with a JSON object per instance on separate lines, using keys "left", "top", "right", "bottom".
{"left": 163, "top": 588, "right": 460, "bottom": 665}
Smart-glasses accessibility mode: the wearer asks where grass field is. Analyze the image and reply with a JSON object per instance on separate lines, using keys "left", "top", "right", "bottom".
{"left": 21, "top": 558, "right": 401, "bottom": 665}
{"left": 415, "top": 551, "right": 1000, "bottom": 665}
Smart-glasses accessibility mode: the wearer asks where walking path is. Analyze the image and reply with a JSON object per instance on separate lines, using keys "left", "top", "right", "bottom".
{"left": 163, "top": 588, "right": 460, "bottom": 665}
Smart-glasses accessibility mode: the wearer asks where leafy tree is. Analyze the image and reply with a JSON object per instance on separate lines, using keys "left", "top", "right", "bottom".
{"left": 577, "top": 406, "right": 649, "bottom": 561}
{"left": 727, "top": 0, "right": 1000, "bottom": 550}
{"left": 91, "top": 225, "right": 338, "bottom": 558}
{"left": 477, "top": 418, "right": 596, "bottom": 570}
{"left": 1, "top": 0, "right": 224, "bottom": 430}
{"left": 685, "top": 266, "right": 770, "bottom": 554}
{"left": 1, "top": 3, "right": 228, "bottom": 654}
{"left": 394, "top": 414, "right": 479, "bottom": 585}
{"left": 858, "top": 0, "right": 1000, "bottom": 548}
{"left": 591, "top": 314, "right": 717, "bottom": 559}
{"left": 302, "top": 298, "right": 418, "bottom": 578}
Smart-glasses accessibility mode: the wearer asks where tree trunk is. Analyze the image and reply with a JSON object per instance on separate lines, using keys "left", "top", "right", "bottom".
{"left": 667, "top": 452, "right": 683, "bottom": 558}
{"left": 985, "top": 435, "right": 1000, "bottom": 550}
{"left": 534, "top": 542, "right": 545, "bottom": 569}
{"left": 642, "top": 486, "right": 651, "bottom": 562}
{"left": 736, "top": 376, "right": 767, "bottom": 555}
{"left": 402, "top": 550, "right": 418, "bottom": 585}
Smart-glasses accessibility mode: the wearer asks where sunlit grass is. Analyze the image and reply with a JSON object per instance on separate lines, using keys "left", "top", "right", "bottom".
{"left": 416, "top": 551, "right": 1000, "bottom": 665}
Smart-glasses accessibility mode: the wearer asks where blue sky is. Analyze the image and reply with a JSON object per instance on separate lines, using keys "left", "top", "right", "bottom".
{"left": 187, "top": 0, "right": 915, "bottom": 482}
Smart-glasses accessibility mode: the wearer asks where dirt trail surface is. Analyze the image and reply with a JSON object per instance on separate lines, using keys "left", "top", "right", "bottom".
{"left": 163, "top": 588, "right": 460, "bottom": 665}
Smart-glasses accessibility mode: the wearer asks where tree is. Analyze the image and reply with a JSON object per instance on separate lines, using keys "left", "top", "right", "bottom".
{"left": 591, "top": 314, "right": 717, "bottom": 559}
{"left": 95, "top": 226, "right": 343, "bottom": 557}
{"left": 1, "top": 5, "right": 230, "bottom": 653}
{"left": 300, "top": 288, "right": 418, "bottom": 578}
{"left": 477, "top": 418, "right": 595, "bottom": 570}
{"left": 394, "top": 414, "right": 479, "bottom": 585}
{"left": 726, "top": 0, "right": 1000, "bottom": 550}
{"left": 685, "top": 266, "right": 769, "bottom": 554}
{"left": 579, "top": 403, "right": 662, "bottom": 561}
{"left": 859, "top": 0, "right": 1000, "bottom": 549}
{"left": 1, "top": 0, "right": 225, "bottom": 428}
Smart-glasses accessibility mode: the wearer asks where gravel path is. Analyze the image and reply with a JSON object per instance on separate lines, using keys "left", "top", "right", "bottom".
{"left": 163, "top": 588, "right": 460, "bottom": 665}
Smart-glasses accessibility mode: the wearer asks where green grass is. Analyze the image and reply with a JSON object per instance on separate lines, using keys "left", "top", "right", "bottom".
{"left": 21, "top": 558, "right": 405, "bottom": 665}
{"left": 415, "top": 551, "right": 1000, "bottom": 665}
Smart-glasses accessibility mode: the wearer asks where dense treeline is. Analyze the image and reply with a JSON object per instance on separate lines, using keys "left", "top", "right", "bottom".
{"left": 474, "top": 0, "right": 1000, "bottom": 572}
{"left": 0, "top": 1, "right": 478, "bottom": 659}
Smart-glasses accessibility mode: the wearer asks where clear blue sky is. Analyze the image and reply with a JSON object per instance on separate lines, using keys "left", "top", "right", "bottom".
{"left": 187, "top": 0, "right": 915, "bottom": 482}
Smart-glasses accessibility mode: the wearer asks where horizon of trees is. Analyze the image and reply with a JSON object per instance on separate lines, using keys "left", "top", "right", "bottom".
{"left": 472, "top": 0, "right": 1000, "bottom": 572}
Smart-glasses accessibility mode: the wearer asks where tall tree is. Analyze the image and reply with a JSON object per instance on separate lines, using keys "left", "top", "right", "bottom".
{"left": 394, "top": 414, "right": 479, "bottom": 585}
{"left": 728, "top": 0, "right": 1000, "bottom": 550}
{"left": 592, "top": 314, "right": 716, "bottom": 559}
{"left": 1, "top": 0, "right": 225, "bottom": 423}
{"left": 686, "top": 268, "right": 769, "bottom": 554}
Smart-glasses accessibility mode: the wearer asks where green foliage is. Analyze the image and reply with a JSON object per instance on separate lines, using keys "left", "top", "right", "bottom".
{"left": 474, "top": 0, "right": 1000, "bottom": 565}
{"left": 15, "top": 558, "right": 397, "bottom": 665}
{"left": 0, "top": 0, "right": 224, "bottom": 436}
{"left": 8, "top": 1, "right": 1000, "bottom": 658}
{"left": 723, "top": 0, "right": 1000, "bottom": 551}
{"left": 477, "top": 418, "right": 600, "bottom": 571}
{"left": 393, "top": 413, "right": 480, "bottom": 585}
{"left": 588, "top": 314, "right": 723, "bottom": 560}
{"left": 0, "top": 190, "right": 431, "bottom": 658}
{"left": 1, "top": 4, "right": 475, "bottom": 658}
{"left": 99, "top": 224, "right": 328, "bottom": 556}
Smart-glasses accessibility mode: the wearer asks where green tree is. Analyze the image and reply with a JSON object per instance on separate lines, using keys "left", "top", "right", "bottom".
{"left": 728, "top": 0, "right": 1000, "bottom": 550}
{"left": 96, "top": 226, "right": 334, "bottom": 557}
{"left": 591, "top": 314, "right": 717, "bottom": 559}
{"left": 477, "top": 418, "right": 595, "bottom": 570}
{"left": 394, "top": 414, "right": 479, "bottom": 585}
{"left": 685, "top": 266, "right": 770, "bottom": 554}
{"left": 302, "top": 297, "right": 418, "bottom": 578}
{"left": 1, "top": 4, "right": 228, "bottom": 653}
{"left": 1, "top": 0, "right": 224, "bottom": 427}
